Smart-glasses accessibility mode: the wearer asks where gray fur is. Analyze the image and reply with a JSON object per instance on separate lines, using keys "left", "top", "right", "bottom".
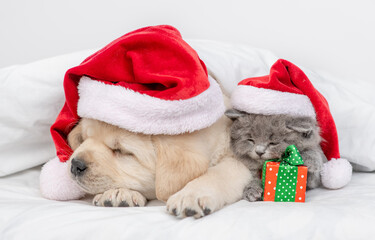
{"left": 225, "top": 111, "right": 327, "bottom": 201}
{"left": 225, "top": 109, "right": 246, "bottom": 120}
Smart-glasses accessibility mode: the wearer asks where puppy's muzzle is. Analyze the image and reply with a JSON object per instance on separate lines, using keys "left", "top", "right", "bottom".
{"left": 71, "top": 158, "right": 87, "bottom": 176}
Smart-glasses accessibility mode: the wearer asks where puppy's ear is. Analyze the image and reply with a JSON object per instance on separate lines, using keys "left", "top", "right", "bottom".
{"left": 225, "top": 109, "right": 246, "bottom": 120}
{"left": 67, "top": 121, "right": 83, "bottom": 150}
{"left": 153, "top": 137, "right": 209, "bottom": 202}
{"left": 286, "top": 117, "right": 315, "bottom": 138}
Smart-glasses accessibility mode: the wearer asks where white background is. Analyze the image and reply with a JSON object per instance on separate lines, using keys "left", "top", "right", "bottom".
{"left": 1, "top": 0, "right": 374, "bottom": 82}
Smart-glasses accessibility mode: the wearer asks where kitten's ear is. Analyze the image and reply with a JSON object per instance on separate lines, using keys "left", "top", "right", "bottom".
{"left": 286, "top": 117, "right": 315, "bottom": 137}
{"left": 225, "top": 109, "right": 246, "bottom": 120}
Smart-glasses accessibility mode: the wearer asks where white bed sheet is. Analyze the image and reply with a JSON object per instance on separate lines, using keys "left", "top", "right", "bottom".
{"left": 0, "top": 167, "right": 374, "bottom": 240}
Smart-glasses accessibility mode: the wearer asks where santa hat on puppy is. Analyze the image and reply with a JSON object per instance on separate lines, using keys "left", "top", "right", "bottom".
{"left": 40, "top": 25, "right": 225, "bottom": 200}
{"left": 231, "top": 59, "right": 352, "bottom": 189}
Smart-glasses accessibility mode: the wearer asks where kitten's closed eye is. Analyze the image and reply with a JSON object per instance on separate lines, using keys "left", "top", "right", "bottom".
{"left": 269, "top": 142, "right": 278, "bottom": 146}
{"left": 302, "top": 131, "right": 312, "bottom": 138}
{"left": 247, "top": 139, "right": 255, "bottom": 144}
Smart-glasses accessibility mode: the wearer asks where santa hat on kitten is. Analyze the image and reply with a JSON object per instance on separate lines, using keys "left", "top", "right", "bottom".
{"left": 40, "top": 25, "right": 225, "bottom": 200}
{"left": 231, "top": 59, "right": 352, "bottom": 189}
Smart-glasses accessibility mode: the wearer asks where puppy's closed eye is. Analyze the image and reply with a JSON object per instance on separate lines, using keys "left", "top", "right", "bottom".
{"left": 68, "top": 122, "right": 84, "bottom": 150}
{"left": 112, "top": 148, "right": 122, "bottom": 154}
{"left": 111, "top": 147, "right": 134, "bottom": 157}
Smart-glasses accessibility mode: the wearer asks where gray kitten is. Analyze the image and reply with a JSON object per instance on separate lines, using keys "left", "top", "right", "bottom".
{"left": 225, "top": 109, "right": 327, "bottom": 202}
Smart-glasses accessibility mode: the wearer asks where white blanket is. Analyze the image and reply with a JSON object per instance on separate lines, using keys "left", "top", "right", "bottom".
{"left": 1, "top": 40, "right": 375, "bottom": 240}
{"left": 0, "top": 167, "right": 374, "bottom": 239}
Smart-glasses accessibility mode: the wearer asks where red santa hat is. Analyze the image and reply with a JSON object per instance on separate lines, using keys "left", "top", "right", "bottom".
{"left": 231, "top": 59, "right": 352, "bottom": 189}
{"left": 40, "top": 25, "right": 225, "bottom": 200}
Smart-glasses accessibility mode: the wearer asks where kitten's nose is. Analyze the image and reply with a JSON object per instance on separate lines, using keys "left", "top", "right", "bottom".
{"left": 256, "top": 150, "right": 265, "bottom": 157}
{"left": 255, "top": 146, "right": 266, "bottom": 157}
{"left": 71, "top": 158, "right": 87, "bottom": 176}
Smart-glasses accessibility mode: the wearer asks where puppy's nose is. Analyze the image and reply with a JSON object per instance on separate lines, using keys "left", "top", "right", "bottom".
{"left": 71, "top": 158, "right": 87, "bottom": 176}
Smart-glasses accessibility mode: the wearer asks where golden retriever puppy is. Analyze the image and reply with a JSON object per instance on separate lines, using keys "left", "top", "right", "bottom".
{"left": 67, "top": 114, "right": 251, "bottom": 218}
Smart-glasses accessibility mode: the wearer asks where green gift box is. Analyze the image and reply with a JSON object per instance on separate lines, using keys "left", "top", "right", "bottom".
{"left": 262, "top": 145, "right": 308, "bottom": 202}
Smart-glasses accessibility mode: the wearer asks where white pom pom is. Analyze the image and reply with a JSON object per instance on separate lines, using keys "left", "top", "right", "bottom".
{"left": 40, "top": 157, "right": 86, "bottom": 200}
{"left": 321, "top": 158, "right": 352, "bottom": 189}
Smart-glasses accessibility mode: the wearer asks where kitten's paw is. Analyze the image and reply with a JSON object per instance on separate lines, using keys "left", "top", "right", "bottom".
{"left": 306, "top": 171, "right": 321, "bottom": 189}
{"left": 93, "top": 188, "right": 147, "bottom": 207}
{"left": 302, "top": 154, "right": 324, "bottom": 173}
{"left": 243, "top": 184, "right": 263, "bottom": 202}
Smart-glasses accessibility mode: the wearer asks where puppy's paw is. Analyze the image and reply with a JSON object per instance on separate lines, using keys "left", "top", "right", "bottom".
{"left": 166, "top": 190, "right": 219, "bottom": 219}
{"left": 93, "top": 188, "right": 147, "bottom": 207}
{"left": 243, "top": 184, "right": 263, "bottom": 202}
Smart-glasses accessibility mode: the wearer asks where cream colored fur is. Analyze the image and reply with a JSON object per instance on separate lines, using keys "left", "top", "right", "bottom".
{"left": 67, "top": 99, "right": 251, "bottom": 218}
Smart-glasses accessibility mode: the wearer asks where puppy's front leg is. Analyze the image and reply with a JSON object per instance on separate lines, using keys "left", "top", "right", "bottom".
{"left": 166, "top": 157, "right": 251, "bottom": 218}
{"left": 93, "top": 188, "right": 147, "bottom": 207}
{"left": 154, "top": 137, "right": 210, "bottom": 202}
